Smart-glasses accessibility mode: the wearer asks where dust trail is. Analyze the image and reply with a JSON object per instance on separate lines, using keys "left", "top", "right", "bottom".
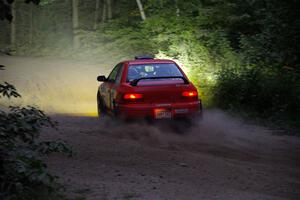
{"left": 0, "top": 55, "right": 112, "bottom": 115}
{"left": 54, "top": 109, "right": 300, "bottom": 167}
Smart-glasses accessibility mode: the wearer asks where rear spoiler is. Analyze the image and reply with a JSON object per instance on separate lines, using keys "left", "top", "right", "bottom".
{"left": 130, "top": 76, "right": 189, "bottom": 86}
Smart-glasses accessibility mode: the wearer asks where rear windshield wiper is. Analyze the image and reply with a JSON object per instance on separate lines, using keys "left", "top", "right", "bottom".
{"left": 130, "top": 76, "right": 189, "bottom": 86}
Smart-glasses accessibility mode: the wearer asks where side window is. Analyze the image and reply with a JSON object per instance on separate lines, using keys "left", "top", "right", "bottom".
{"left": 115, "top": 64, "right": 124, "bottom": 84}
{"left": 107, "top": 65, "right": 120, "bottom": 82}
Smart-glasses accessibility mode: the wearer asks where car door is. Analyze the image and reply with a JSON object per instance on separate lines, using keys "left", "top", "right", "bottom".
{"left": 105, "top": 63, "right": 123, "bottom": 110}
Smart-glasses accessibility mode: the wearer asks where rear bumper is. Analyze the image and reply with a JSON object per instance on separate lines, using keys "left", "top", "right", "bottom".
{"left": 117, "top": 101, "right": 202, "bottom": 119}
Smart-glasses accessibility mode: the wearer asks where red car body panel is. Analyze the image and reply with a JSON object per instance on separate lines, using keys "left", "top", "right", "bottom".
{"left": 97, "top": 58, "right": 202, "bottom": 119}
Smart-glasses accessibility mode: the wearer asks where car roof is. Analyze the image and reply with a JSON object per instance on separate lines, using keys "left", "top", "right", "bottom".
{"left": 124, "top": 59, "right": 176, "bottom": 65}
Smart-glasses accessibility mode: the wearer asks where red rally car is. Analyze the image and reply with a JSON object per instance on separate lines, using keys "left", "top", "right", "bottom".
{"left": 97, "top": 56, "right": 202, "bottom": 120}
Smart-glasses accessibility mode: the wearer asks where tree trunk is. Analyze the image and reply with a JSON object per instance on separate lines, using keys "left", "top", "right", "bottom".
{"left": 102, "top": 0, "right": 107, "bottom": 22}
{"left": 72, "top": 0, "right": 80, "bottom": 49}
{"left": 29, "top": 3, "right": 33, "bottom": 46}
{"left": 175, "top": 0, "right": 180, "bottom": 17}
{"left": 93, "top": 0, "right": 100, "bottom": 29}
{"left": 107, "top": 0, "right": 112, "bottom": 20}
{"left": 136, "top": 0, "right": 146, "bottom": 21}
{"left": 10, "top": 2, "right": 16, "bottom": 49}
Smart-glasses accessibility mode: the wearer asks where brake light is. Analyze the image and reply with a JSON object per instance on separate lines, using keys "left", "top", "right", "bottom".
{"left": 182, "top": 91, "right": 198, "bottom": 97}
{"left": 123, "top": 93, "right": 143, "bottom": 100}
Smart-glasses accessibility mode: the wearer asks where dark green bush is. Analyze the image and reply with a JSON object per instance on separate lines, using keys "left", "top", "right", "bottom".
{"left": 214, "top": 65, "right": 300, "bottom": 118}
{"left": 0, "top": 67, "right": 72, "bottom": 200}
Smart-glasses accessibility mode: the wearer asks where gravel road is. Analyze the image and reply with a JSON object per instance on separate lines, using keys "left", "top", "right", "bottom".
{"left": 43, "top": 112, "right": 300, "bottom": 200}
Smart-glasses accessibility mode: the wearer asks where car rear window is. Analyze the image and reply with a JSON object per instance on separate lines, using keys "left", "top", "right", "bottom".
{"left": 127, "top": 63, "right": 184, "bottom": 82}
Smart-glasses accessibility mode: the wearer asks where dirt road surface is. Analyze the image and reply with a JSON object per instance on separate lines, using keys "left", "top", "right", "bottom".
{"left": 1, "top": 55, "right": 300, "bottom": 200}
{"left": 44, "top": 113, "right": 300, "bottom": 200}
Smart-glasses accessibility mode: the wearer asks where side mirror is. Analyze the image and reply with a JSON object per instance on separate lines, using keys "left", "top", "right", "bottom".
{"left": 97, "top": 75, "right": 107, "bottom": 82}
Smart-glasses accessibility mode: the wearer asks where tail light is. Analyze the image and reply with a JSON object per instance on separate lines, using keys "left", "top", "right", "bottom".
{"left": 182, "top": 91, "right": 198, "bottom": 97}
{"left": 123, "top": 93, "right": 143, "bottom": 100}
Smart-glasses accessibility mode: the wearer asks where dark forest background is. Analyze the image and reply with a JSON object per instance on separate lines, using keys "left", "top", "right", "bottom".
{"left": 1, "top": 0, "right": 300, "bottom": 124}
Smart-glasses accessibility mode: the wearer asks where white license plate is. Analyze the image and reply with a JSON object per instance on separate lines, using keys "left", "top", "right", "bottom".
{"left": 174, "top": 109, "right": 189, "bottom": 114}
{"left": 154, "top": 109, "right": 172, "bottom": 119}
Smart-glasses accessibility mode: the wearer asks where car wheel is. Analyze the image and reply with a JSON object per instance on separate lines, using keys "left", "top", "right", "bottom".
{"left": 97, "top": 94, "right": 106, "bottom": 118}
{"left": 112, "top": 100, "right": 120, "bottom": 117}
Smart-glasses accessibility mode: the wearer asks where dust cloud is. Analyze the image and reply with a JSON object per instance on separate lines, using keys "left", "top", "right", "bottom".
{"left": 0, "top": 55, "right": 112, "bottom": 115}
{"left": 58, "top": 109, "right": 299, "bottom": 165}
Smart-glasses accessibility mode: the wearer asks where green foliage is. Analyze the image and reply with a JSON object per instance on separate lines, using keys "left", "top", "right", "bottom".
{"left": 211, "top": 0, "right": 300, "bottom": 122}
{"left": 40, "top": 0, "right": 56, "bottom": 6}
{"left": 0, "top": 0, "right": 41, "bottom": 21}
{"left": 0, "top": 82, "right": 21, "bottom": 98}
{"left": 214, "top": 66, "right": 300, "bottom": 116}
{"left": 0, "top": 67, "right": 72, "bottom": 200}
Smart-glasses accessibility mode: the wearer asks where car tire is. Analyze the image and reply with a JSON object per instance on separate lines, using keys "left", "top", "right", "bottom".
{"left": 112, "top": 100, "right": 121, "bottom": 118}
{"left": 97, "top": 94, "right": 106, "bottom": 118}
